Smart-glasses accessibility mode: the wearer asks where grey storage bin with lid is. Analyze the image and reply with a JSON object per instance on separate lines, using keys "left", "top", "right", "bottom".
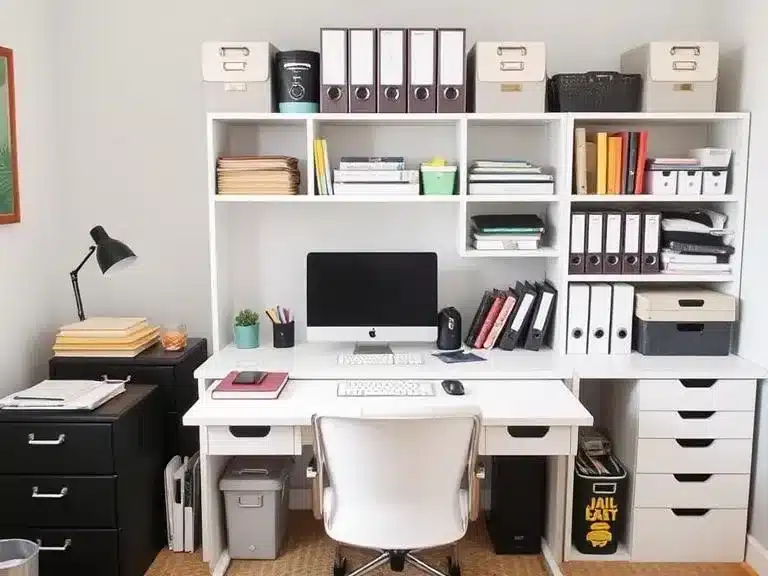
{"left": 219, "top": 456, "right": 293, "bottom": 559}
{"left": 0, "top": 540, "right": 38, "bottom": 576}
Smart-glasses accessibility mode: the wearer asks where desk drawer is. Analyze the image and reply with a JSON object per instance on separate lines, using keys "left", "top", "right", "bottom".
{"left": 483, "top": 426, "right": 571, "bottom": 456}
{"left": 638, "top": 411, "right": 754, "bottom": 439}
{"left": 0, "top": 423, "right": 113, "bottom": 475}
{"left": 636, "top": 438, "right": 752, "bottom": 474}
{"left": 634, "top": 473, "right": 750, "bottom": 509}
{"left": 637, "top": 379, "right": 756, "bottom": 411}
{"left": 0, "top": 475, "right": 116, "bottom": 528}
{"left": 208, "top": 426, "right": 300, "bottom": 455}
{"left": 631, "top": 508, "right": 747, "bottom": 562}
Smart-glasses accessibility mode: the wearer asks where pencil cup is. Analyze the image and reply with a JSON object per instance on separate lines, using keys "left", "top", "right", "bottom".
{"left": 273, "top": 321, "right": 295, "bottom": 348}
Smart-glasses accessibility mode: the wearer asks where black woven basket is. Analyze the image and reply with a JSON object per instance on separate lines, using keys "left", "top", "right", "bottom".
{"left": 548, "top": 72, "right": 643, "bottom": 112}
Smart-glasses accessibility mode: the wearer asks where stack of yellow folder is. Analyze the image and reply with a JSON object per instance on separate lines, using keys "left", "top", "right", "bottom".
{"left": 53, "top": 317, "right": 160, "bottom": 358}
{"left": 216, "top": 156, "right": 300, "bottom": 195}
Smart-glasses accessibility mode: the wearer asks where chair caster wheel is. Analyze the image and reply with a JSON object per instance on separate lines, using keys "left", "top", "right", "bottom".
{"left": 448, "top": 556, "right": 461, "bottom": 576}
{"left": 333, "top": 556, "right": 347, "bottom": 576}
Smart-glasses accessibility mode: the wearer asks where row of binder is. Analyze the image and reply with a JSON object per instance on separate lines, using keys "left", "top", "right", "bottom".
{"left": 165, "top": 453, "right": 200, "bottom": 553}
{"left": 570, "top": 211, "right": 661, "bottom": 275}
{"left": 320, "top": 28, "right": 466, "bottom": 114}
{"left": 567, "top": 283, "right": 635, "bottom": 355}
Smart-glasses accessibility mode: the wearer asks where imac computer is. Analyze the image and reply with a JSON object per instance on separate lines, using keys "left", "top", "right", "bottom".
{"left": 306, "top": 252, "right": 438, "bottom": 357}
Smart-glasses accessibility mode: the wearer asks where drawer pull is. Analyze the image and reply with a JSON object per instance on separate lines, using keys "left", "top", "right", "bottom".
{"left": 674, "top": 474, "right": 712, "bottom": 483}
{"left": 678, "top": 411, "right": 715, "bottom": 420}
{"left": 37, "top": 538, "right": 72, "bottom": 552}
{"left": 679, "top": 379, "right": 716, "bottom": 388}
{"left": 678, "top": 298, "right": 705, "bottom": 307}
{"left": 229, "top": 426, "right": 271, "bottom": 438}
{"left": 237, "top": 495, "right": 264, "bottom": 508}
{"left": 676, "top": 438, "right": 714, "bottom": 448}
{"left": 676, "top": 323, "right": 704, "bottom": 333}
{"left": 672, "top": 508, "right": 710, "bottom": 517}
{"left": 27, "top": 433, "right": 66, "bottom": 446}
{"left": 506, "top": 426, "right": 549, "bottom": 438}
{"left": 32, "top": 486, "right": 69, "bottom": 499}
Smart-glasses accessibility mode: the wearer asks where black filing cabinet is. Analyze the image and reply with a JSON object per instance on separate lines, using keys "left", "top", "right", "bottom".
{"left": 0, "top": 385, "right": 165, "bottom": 576}
{"left": 49, "top": 338, "right": 207, "bottom": 461}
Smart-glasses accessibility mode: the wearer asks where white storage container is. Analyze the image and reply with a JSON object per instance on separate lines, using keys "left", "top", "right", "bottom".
{"left": 647, "top": 168, "right": 678, "bottom": 195}
{"left": 702, "top": 169, "right": 729, "bottom": 195}
{"left": 468, "top": 42, "right": 546, "bottom": 112}
{"left": 621, "top": 42, "right": 719, "bottom": 112}
{"left": 202, "top": 41, "right": 277, "bottom": 113}
{"left": 677, "top": 169, "right": 703, "bottom": 196}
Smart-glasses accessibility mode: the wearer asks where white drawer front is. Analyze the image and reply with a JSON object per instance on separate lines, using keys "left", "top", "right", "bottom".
{"left": 636, "top": 438, "right": 752, "bottom": 474}
{"left": 208, "top": 425, "right": 299, "bottom": 456}
{"left": 634, "top": 473, "right": 750, "bottom": 509}
{"left": 637, "top": 379, "right": 756, "bottom": 412}
{"left": 483, "top": 425, "right": 571, "bottom": 456}
{"left": 631, "top": 508, "right": 747, "bottom": 562}
{"left": 638, "top": 411, "right": 754, "bottom": 439}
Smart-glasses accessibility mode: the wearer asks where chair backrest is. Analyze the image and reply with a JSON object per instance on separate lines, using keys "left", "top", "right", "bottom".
{"left": 313, "top": 407, "right": 480, "bottom": 542}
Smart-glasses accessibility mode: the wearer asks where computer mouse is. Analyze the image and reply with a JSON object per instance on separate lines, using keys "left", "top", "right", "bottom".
{"left": 441, "top": 379, "right": 465, "bottom": 396}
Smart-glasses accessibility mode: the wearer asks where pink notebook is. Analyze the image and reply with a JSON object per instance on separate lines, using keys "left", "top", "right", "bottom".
{"left": 211, "top": 371, "right": 289, "bottom": 399}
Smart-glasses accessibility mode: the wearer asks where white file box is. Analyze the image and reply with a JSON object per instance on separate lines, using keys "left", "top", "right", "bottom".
{"left": 621, "top": 42, "right": 719, "bottom": 112}
{"left": 202, "top": 41, "right": 277, "bottom": 113}
{"left": 677, "top": 169, "right": 703, "bottom": 196}
{"left": 468, "top": 42, "right": 546, "bottom": 112}
{"left": 702, "top": 169, "right": 729, "bottom": 195}
{"left": 647, "top": 169, "right": 678, "bottom": 196}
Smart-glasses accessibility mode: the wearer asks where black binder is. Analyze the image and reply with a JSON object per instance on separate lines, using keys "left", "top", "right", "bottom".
{"left": 464, "top": 290, "right": 494, "bottom": 347}
{"left": 498, "top": 282, "right": 537, "bottom": 351}
{"left": 524, "top": 282, "right": 558, "bottom": 351}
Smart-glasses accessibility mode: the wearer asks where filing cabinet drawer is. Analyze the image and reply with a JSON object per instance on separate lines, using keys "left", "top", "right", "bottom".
{"left": 0, "top": 422, "right": 113, "bottom": 475}
{"left": 638, "top": 410, "right": 754, "bottom": 439}
{"left": 634, "top": 473, "right": 750, "bottom": 509}
{"left": 483, "top": 426, "right": 571, "bottom": 456}
{"left": 208, "top": 425, "right": 300, "bottom": 455}
{"left": 636, "top": 438, "right": 752, "bottom": 474}
{"left": 0, "top": 475, "right": 116, "bottom": 528}
{"left": 637, "top": 379, "right": 756, "bottom": 412}
{"left": 631, "top": 508, "right": 747, "bottom": 562}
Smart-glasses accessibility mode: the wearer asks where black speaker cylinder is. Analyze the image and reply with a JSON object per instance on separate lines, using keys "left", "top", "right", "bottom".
{"left": 275, "top": 50, "right": 320, "bottom": 113}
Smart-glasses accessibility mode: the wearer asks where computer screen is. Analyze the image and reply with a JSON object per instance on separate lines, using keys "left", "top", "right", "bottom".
{"left": 306, "top": 252, "right": 438, "bottom": 343}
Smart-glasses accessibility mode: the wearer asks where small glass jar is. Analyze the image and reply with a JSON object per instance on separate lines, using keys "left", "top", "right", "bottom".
{"left": 161, "top": 324, "right": 187, "bottom": 351}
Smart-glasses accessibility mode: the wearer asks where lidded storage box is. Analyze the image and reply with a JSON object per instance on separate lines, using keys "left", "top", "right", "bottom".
{"left": 219, "top": 456, "right": 292, "bottom": 559}
{"left": 634, "top": 288, "right": 736, "bottom": 356}
{"left": 468, "top": 42, "right": 546, "bottom": 112}
{"left": 202, "top": 42, "right": 277, "bottom": 113}
{"left": 621, "top": 42, "right": 719, "bottom": 112}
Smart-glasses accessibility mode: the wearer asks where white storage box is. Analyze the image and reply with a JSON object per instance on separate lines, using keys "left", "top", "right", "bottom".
{"left": 702, "top": 169, "right": 729, "bottom": 195}
{"left": 219, "top": 456, "right": 292, "bottom": 559}
{"left": 202, "top": 41, "right": 277, "bottom": 113}
{"left": 677, "top": 169, "right": 703, "bottom": 196}
{"left": 621, "top": 42, "right": 719, "bottom": 112}
{"left": 690, "top": 147, "right": 732, "bottom": 169}
{"left": 647, "top": 168, "right": 678, "bottom": 195}
{"left": 468, "top": 42, "right": 546, "bottom": 112}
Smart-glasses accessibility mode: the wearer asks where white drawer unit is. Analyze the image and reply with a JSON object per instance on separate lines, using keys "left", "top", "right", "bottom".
{"left": 631, "top": 508, "right": 747, "bottom": 562}
{"left": 483, "top": 425, "right": 571, "bottom": 456}
{"left": 637, "top": 410, "right": 754, "bottom": 439}
{"left": 208, "top": 425, "right": 301, "bottom": 456}
{"left": 636, "top": 438, "right": 753, "bottom": 474}
{"left": 637, "top": 379, "right": 756, "bottom": 412}
{"left": 634, "top": 473, "right": 750, "bottom": 509}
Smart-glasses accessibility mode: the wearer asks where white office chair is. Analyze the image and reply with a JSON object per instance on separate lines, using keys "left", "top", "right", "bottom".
{"left": 310, "top": 407, "right": 482, "bottom": 576}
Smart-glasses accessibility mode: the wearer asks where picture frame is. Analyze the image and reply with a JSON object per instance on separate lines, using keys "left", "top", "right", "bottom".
{"left": 0, "top": 46, "right": 20, "bottom": 225}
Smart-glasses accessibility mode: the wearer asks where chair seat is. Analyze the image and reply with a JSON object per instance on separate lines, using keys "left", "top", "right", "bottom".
{"left": 323, "top": 487, "right": 469, "bottom": 550}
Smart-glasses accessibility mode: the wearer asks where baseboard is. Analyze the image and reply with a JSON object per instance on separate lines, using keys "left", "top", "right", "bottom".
{"left": 289, "top": 488, "right": 312, "bottom": 510}
{"left": 747, "top": 535, "right": 768, "bottom": 575}
{"left": 541, "top": 539, "right": 565, "bottom": 576}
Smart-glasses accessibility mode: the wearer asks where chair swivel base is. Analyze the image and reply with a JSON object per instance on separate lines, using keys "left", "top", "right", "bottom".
{"left": 333, "top": 546, "right": 461, "bottom": 576}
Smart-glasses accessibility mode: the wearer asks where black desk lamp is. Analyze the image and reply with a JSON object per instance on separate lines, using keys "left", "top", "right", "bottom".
{"left": 70, "top": 225, "right": 136, "bottom": 321}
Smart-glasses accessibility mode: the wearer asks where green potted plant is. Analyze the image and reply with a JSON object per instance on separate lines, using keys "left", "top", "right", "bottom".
{"left": 233, "top": 309, "right": 260, "bottom": 349}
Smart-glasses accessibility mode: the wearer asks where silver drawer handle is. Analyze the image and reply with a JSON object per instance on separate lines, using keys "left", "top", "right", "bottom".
{"left": 37, "top": 539, "right": 72, "bottom": 552}
{"left": 237, "top": 495, "right": 263, "bottom": 508}
{"left": 500, "top": 60, "right": 525, "bottom": 71}
{"left": 670, "top": 45, "right": 701, "bottom": 56}
{"left": 32, "top": 486, "right": 69, "bottom": 499}
{"left": 28, "top": 433, "right": 66, "bottom": 445}
{"left": 497, "top": 45, "right": 527, "bottom": 56}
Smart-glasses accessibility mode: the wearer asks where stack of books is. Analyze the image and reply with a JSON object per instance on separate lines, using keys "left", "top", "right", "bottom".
{"left": 574, "top": 128, "right": 649, "bottom": 195}
{"left": 470, "top": 214, "right": 545, "bottom": 251}
{"left": 216, "top": 156, "right": 300, "bottom": 195}
{"left": 468, "top": 160, "right": 554, "bottom": 196}
{"left": 211, "top": 370, "right": 289, "bottom": 399}
{"left": 317, "top": 148, "right": 419, "bottom": 196}
{"left": 53, "top": 317, "right": 160, "bottom": 358}
{"left": 661, "top": 209, "right": 734, "bottom": 275}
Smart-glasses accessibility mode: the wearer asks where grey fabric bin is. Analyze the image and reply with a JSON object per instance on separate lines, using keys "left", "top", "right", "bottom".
{"left": 635, "top": 318, "right": 733, "bottom": 356}
{"left": 219, "top": 456, "right": 292, "bottom": 560}
{"left": 0, "top": 540, "right": 38, "bottom": 576}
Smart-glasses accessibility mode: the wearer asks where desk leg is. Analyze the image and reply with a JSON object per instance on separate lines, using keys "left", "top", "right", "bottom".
{"left": 199, "top": 426, "right": 231, "bottom": 575}
{"left": 544, "top": 454, "right": 568, "bottom": 568}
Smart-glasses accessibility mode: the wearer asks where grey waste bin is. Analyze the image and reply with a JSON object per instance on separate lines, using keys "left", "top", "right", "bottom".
{"left": 0, "top": 540, "right": 38, "bottom": 576}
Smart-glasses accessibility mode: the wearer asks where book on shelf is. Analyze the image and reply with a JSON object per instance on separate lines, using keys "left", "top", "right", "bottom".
{"left": 334, "top": 182, "right": 420, "bottom": 196}
{"left": 468, "top": 159, "right": 554, "bottom": 195}
{"left": 578, "top": 130, "right": 649, "bottom": 195}
{"left": 468, "top": 182, "right": 554, "bottom": 196}
{"left": 211, "top": 371, "right": 289, "bottom": 399}
{"left": 338, "top": 157, "right": 406, "bottom": 171}
{"left": 313, "top": 139, "right": 333, "bottom": 195}
{"left": 333, "top": 169, "right": 419, "bottom": 183}
{"left": 660, "top": 209, "right": 733, "bottom": 274}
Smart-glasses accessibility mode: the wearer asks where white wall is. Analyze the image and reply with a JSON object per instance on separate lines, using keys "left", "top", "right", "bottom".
{"left": 0, "top": 0, "right": 66, "bottom": 396}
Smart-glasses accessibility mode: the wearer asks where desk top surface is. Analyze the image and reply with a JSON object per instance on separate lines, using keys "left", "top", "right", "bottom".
{"left": 183, "top": 378, "right": 593, "bottom": 427}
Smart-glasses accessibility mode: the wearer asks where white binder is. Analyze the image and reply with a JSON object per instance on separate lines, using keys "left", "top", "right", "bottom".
{"left": 567, "top": 284, "right": 590, "bottom": 355}
{"left": 588, "top": 283, "right": 612, "bottom": 355}
{"left": 164, "top": 455, "right": 182, "bottom": 551}
{"left": 610, "top": 283, "right": 635, "bottom": 355}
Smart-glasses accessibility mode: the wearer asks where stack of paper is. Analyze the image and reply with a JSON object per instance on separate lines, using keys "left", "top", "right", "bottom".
{"left": 53, "top": 317, "right": 159, "bottom": 358}
{"left": 468, "top": 160, "right": 554, "bottom": 195}
{"left": 165, "top": 453, "right": 201, "bottom": 552}
{"left": 0, "top": 379, "right": 126, "bottom": 410}
{"left": 470, "top": 214, "right": 546, "bottom": 251}
{"left": 661, "top": 209, "right": 734, "bottom": 275}
{"left": 217, "top": 156, "right": 300, "bottom": 195}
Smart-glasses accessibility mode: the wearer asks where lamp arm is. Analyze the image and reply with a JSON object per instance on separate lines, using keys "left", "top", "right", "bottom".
{"left": 70, "top": 246, "right": 96, "bottom": 322}
{"left": 71, "top": 245, "right": 96, "bottom": 276}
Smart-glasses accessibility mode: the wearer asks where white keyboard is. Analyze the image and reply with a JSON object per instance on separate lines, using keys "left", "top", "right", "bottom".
{"left": 337, "top": 353, "right": 424, "bottom": 366}
{"left": 337, "top": 380, "right": 436, "bottom": 397}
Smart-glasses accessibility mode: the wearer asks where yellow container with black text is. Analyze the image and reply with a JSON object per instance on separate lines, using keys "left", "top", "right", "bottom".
{"left": 421, "top": 158, "right": 457, "bottom": 195}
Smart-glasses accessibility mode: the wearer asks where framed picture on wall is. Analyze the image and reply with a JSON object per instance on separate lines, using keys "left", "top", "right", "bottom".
{"left": 0, "top": 46, "right": 19, "bottom": 225}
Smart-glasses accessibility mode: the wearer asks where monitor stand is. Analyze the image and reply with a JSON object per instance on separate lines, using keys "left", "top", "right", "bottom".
{"left": 353, "top": 343, "right": 393, "bottom": 356}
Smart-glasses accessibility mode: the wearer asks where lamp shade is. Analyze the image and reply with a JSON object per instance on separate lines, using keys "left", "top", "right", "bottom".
{"left": 89, "top": 225, "right": 136, "bottom": 275}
